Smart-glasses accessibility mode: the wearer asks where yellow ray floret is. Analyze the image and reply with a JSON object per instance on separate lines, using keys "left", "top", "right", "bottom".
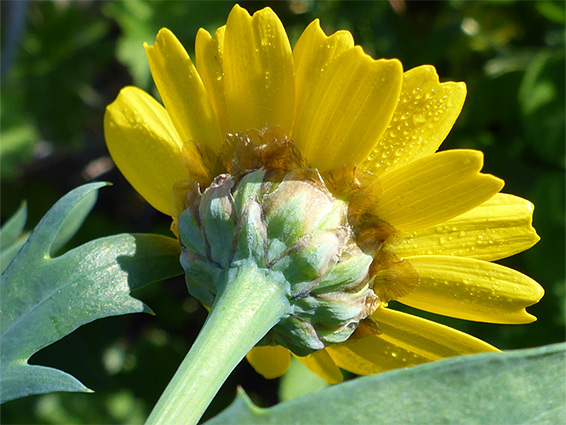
{"left": 292, "top": 19, "right": 354, "bottom": 120}
{"left": 393, "top": 193, "right": 540, "bottom": 261}
{"left": 223, "top": 5, "right": 295, "bottom": 136}
{"left": 293, "top": 46, "right": 402, "bottom": 171}
{"left": 145, "top": 29, "right": 223, "bottom": 154}
{"left": 325, "top": 307, "right": 498, "bottom": 375}
{"left": 195, "top": 26, "right": 230, "bottom": 137}
{"left": 374, "top": 149, "right": 504, "bottom": 232}
{"left": 398, "top": 255, "right": 544, "bottom": 323}
{"left": 362, "top": 65, "right": 467, "bottom": 176}
{"left": 104, "top": 86, "right": 200, "bottom": 216}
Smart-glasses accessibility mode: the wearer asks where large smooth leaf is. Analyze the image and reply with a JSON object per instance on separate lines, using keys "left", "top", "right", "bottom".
{"left": 207, "top": 343, "right": 566, "bottom": 424}
{"left": 0, "top": 183, "right": 183, "bottom": 403}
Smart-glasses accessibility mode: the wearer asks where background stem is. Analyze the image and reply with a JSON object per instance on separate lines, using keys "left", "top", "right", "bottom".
{"left": 145, "top": 261, "right": 289, "bottom": 425}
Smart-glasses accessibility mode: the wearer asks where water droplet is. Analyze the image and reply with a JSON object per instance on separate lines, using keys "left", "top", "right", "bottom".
{"left": 412, "top": 114, "right": 426, "bottom": 125}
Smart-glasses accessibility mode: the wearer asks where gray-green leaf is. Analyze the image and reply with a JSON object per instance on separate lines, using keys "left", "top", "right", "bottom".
{"left": 207, "top": 343, "right": 566, "bottom": 425}
{"left": 0, "top": 202, "right": 29, "bottom": 274}
{"left": 0, "top": 183, "right": 183, "bottom": 403}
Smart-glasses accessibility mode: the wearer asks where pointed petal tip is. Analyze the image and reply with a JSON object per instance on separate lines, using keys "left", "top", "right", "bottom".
{"left": 196, "top": 27, "right": 212, "bottom": 42}
{"left": 144, "top": 28, "right": 173, "bottom": 50}
{"left": 399, "top": 256, "right": 546, "bottom": 325}
{"left": 483, "top": 173, "right": 506, "bottom": 193}
{"left": 455, "top": 80, "right": 467, "bottom": 92}
{"left": 228, "top": 3, "right": 250, "bottom": 20}
{"left": 104, "top": 86, "right": 140, "bottom": 122}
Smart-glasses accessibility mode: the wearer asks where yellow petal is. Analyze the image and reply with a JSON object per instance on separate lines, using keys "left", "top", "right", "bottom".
{"left": 327, "top": 307, "right": 498, "bottom": 376}
{"left": 392, "top": 193, "right": 540, "bottom": 261}
{"left": 292, "top": 46, "right": 403, "bottom": 171}
{"left": 246, "top": 345, "right": 290, "bottom": 379}
{"left": 145, "top": 28, "right": 223, "bottom": 153}
{"left": 223, "top": 5, "right": 295, "bottom": 135}
{"left": 326, "top": 333, "right": 429, "bottom": 375}
{"left": 374, "top": 149, "right": 504, "bottom": 233}
{"left": 294, "top": 349, "right": 343, "bottom": 384}
{"left": 372, "top": 307, "right": 499, "bottom": 359}
{"left": 362, "top": 65, "right": 466, "bottom": 176}
{"left": 195, "top": 26, "right": 231, "bottom": 137}
{"left": 398, "top": 255, "right": 545, "bottom": 323}
{"left": 293, "top": 19, "right": 354, "bottom": 129}
{"left": 104, "top": 86, "right": 196, "bottom": 216}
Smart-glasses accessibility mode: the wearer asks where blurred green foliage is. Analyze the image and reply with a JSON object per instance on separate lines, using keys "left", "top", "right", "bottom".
{"left": 1, "top": 0, "right": 564, "bottom": 423}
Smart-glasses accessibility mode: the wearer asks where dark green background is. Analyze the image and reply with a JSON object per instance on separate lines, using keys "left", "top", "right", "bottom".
{"left": 1, "top": 0, "right": 564, "bottom": 423}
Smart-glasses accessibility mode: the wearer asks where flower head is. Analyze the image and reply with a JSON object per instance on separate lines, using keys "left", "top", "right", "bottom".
{"left": 104, "top": 5, "right": 544, "bottom": 383}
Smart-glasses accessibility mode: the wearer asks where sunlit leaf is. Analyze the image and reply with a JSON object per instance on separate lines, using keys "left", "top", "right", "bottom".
{"left": 0, "top": 202, "right": 29, "bottom": 274}
{"left": 49, "top": 188, "right": 98, "bottom": 256}
{"left": 0, "top": 183, "right": 183, "bottom": 403}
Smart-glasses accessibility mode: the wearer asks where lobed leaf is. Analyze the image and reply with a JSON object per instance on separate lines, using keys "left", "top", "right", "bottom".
{"left": 0, "top": 202, "right": 29, "bottom": 274}
{"left": 0, "top": 183, "right": 183, "bottom": 403}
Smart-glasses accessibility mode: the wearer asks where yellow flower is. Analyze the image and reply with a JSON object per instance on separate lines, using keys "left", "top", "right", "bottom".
{"left": 104, "top": 5, "right": 544, "bottom": 384}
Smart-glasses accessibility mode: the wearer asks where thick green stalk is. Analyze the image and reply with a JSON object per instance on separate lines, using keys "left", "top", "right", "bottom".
{"left": 145, "top": 260, "right": 290, "bottom": 425}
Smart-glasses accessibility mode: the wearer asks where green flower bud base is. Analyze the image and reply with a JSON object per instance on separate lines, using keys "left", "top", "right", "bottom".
{"left": 147, "top": 164, "right": 379, "bottom": 425}
{"left": 179, "top": 168, "right": 377, "bottom": 355}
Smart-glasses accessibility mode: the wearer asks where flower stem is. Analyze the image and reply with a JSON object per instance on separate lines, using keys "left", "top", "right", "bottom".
{"left": 145, "top": 260, "right": 290, "bottom": 425}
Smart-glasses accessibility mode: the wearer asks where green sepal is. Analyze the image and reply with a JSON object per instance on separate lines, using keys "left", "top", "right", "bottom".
{"left": 266, "top": 238, "right": 288, "bottom": 265}
{"left": 274, "top": 316, "right": 325, "bottom": 355}
{"left": 311, "top": 247, "right": 373, "bottom": 294}
{"left": 200, "top": 176, "right": 237, "bottom": 268}
{"left": 232, "top": 169, "right": 266, "bottom": 212}
{"left": 178, "top": 208, "right": 207, "bottom": 258}
{"left": 264, "top": 188, "right": 311, "bottom": 247}
{"left": 272, "top": 229, "right": 347, "bottom": 291}
{"left": 292, "top": 287, "right": 371, "bottom": 327}
{"left": 181, "top": 252, "right": 221, "bottom": 307}
{"left": 185, "top": 275, "right": 216, "bottom": 308}
{"left": 233, "top": 200, "right": 268, "bottom": 267}
{"left": 315, "top": 323, "right": 357, "bottom": 344}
